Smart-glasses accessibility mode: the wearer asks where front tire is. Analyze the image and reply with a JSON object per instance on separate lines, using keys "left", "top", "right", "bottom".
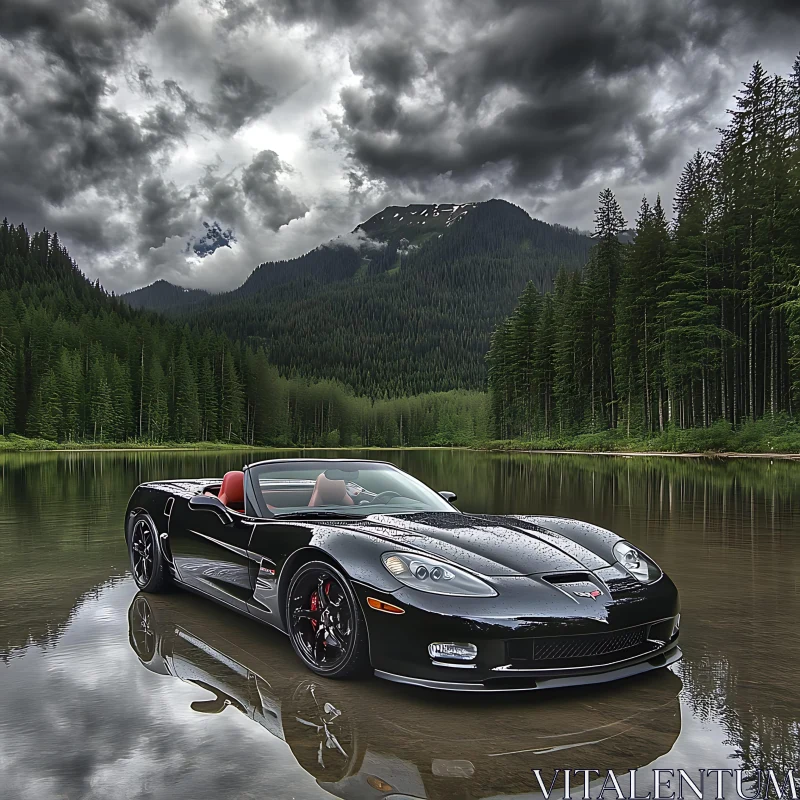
{"left": 286, "top": 561, "right": 370, "bottom": 679}
{"left": 128, "top": 512, "right": 170, "bottom": 593}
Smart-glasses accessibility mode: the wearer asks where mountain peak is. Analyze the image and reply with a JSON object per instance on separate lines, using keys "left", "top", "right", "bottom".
{"left": 356, "top": 202, "right": 480, "bottom": 246}
{"left": 123, "top": 279, "right": 210, "bottom": 312}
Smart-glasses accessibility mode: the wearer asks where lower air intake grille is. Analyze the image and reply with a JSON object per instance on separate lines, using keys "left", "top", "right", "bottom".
{"left": 506, "top": 625, "right": 650, "bottom": 667}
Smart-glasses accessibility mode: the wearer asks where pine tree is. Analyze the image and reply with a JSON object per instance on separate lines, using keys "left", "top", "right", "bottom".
{"left": 220, "top": 352, "right": 244, "bottom": 441}
{"left": 27, "top": 368, "right": 62, "bottom": 440}
{"left": 486, "top": 318, "right": 515, "bottom": 438}
{"left": 0, "top": 337, "right": 15, "bottom": 435}
{"left": 108, "top": 355, "right": 133, "bottom": 441}
{"left": 586, "top": 189, "right": 627, "bottom": 428}
{"left": 147, "top": 358, "right": 169, "bottom": 442}
{"left": 198, "top": 357, "right": 218, "bottom": 441}
{"left": 173, "top": 341, "right": 200, "bottom": 441}
{"left": 552, "top": 269, "right": 589, "bottom": 433}
{"left": 533, "top": 292, "right": 556, "bottom": 435}
{"left": 613, "top": 198, "right": 651, "bottom": 435}
{"left": 507, "top": 281, "right": 542, "bottom": 437}
{"left": 661, "top": 153, "right": 718, "bottom": 427}
{"left": 57, "top": 348, "right": 81, "bottom": 440}
{"left": 88, "top": 357, "right": 113, "bottom": 442}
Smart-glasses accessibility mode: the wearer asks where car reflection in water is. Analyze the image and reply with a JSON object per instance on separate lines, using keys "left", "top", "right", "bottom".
{"left": 128, "top": 592, "right": 682, "bottom": 800}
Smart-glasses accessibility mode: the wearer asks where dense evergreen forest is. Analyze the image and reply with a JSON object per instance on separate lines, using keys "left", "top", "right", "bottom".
{"left": 126, "top": 200, "right": 593, "bottom": 397}
{"left": 488, "top": 56, "right": 800, "bottom": 446}
{"left": 0, "top": 224, "right": 488, "bottom": 447}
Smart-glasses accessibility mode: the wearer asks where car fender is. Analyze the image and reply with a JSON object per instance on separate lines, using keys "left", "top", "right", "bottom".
{"left": 275, "top": 530, "right": 406, "bottom": 628}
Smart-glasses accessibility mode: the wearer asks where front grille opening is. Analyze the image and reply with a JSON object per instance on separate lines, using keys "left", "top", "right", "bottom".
{"left": 536, "top": 627, "right": 646, "bottom": 660}
{"left": 542, "top": 572, "right": 593, "bottom": 585}
{"left": 507, "top": 639, "right": 534, "bottom": 664}
{"left": 505, "top": 625, "right": 653, "bottom": 669}
{"left": 647, "top": 619, "right": 674, "bottom": 643}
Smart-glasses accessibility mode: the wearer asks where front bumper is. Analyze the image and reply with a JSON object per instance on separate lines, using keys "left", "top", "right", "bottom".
{"left": 374, "top": 642, "right": 682, "bottom": 692}
{"left": 354, "top": 570, "right": 681, "bottom": 691}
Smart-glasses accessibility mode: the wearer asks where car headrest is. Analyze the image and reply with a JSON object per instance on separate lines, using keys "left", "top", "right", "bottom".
{"left": 309, "top": 473, "right": 352, "bottom": 506}
{"left": 219, "top": 470, "right": 245, "bottom": 508}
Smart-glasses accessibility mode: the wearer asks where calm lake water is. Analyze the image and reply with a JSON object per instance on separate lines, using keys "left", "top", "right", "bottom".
{"left": 1, "top": 449, "right": 798, "bottom": 800}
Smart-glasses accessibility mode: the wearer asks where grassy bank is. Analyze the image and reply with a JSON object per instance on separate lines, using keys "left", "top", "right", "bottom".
{"left": 0, "top": 435, "right": 455, "bottom": 452}
{"left": 0, "top": 435, "right": 273, "bottom": 452}
{"left": 480, "top": 418, "right": 800, "bottom": 455}
{"left": 5, "top": 416, "right": 800, "bottom": 455}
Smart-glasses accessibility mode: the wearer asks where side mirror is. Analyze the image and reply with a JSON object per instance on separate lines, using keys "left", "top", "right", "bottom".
{"left": 438, "top": 491, "right": 457, "bottom": 503}
{"left": 189, "top": 494, "right": 233, "bottom": 525}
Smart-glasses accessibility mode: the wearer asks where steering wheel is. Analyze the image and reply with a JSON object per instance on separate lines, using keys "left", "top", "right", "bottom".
{"left": 370, "top": 491, "right": 401, "bottom": 505}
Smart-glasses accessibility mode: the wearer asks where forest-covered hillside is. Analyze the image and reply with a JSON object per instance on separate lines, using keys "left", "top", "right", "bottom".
{"left": 123, "top": 199, "right": 593, "bottom": 396}
{"left": 488, "top": 57, "right": 800, "bottom": 447}
{"left": 0, "top": 224, "right": 487, "bottom": 447}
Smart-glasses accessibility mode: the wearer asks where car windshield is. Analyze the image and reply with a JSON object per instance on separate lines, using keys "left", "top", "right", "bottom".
{"left": 248, "top": 460, "right": 454, "bottom": 518}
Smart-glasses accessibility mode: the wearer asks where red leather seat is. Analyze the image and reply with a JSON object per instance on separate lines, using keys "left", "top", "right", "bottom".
{"left": 308, "top": 473, "right": 354, "bottom": 507}
{"left": 218, "top": 471, "right": 245, "bottom": 511}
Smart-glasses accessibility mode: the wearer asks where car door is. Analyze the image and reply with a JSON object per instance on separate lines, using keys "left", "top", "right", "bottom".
{"left": 169, "top": 496, "right": 255, "bottom": 613}
{"left": 246, "top": 521, "right": 315, "bottom": 627}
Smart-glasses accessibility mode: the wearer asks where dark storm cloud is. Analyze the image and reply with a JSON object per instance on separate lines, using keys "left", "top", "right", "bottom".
{"left": 0, "top": 0, "right": 185, "bottom": 251}
{"left": 332, "top": 0, "right": 800, "bottom": 195}
{"left": 199, "top": 166, "right": 247, "bottom": 228}
{"left": 0, "top": 0, "right": 290, "bottom": 273}
{"left": 134, "top": 64, "right": 157, "bottom": 96}
{"left": 138, "top": 176, "right": 188, "bottom": 254}
{"left": 198, "top": 0, "right": 369, "bottom": 31}
{"left": 211, "top": 61, "right": 274, "bottom": 132}
{"left": 268, "top": 0, "right": 368, "bottom": 26}
{"left": 1, "top": 0, "right": 799, "bottom": 291}
{"left": 0, "top": 0, "right": 176, "bottom": 51}
{"left": 350, "top": 41, "right": 420, "bottom": 92}
{"left": 241, "top": 149, "right": 309, "bottom": 229}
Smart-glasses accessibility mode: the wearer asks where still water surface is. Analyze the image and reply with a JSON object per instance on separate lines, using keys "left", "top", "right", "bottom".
{"left": 1, "top": 449, "right": 798, "bottom": 800}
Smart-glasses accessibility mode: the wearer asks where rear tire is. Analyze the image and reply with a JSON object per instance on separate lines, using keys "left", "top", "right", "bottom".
{"left": 128, "top": 512, "right": 170, "bottom": 593}
{"left": 286, "top": 561, "right": 370, "bottom": 679}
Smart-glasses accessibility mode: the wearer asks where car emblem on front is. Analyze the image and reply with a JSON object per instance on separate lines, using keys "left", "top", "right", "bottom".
{"left": 574, "top": 589, "right": 602, "bottom": 600}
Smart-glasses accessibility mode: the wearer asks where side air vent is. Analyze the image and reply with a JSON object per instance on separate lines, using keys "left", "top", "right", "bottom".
{"left": 542, "top": 572, "right": 593, "bottom": 585}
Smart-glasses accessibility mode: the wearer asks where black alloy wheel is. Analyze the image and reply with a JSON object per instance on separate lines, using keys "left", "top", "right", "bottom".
{"left": 287, "top": 561, "right": 370, "bottom": 679}
{"left": 128, "top": 513, "right": 170, "bottom": 593}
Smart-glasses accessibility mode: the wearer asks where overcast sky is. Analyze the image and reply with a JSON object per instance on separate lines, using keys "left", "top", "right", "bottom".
{"left": 1, "top": 0, "right": 799, "bottom": 294}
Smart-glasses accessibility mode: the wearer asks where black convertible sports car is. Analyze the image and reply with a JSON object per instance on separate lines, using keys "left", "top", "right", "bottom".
{"left": 125, "top": 458, "right": 681, "bottom": 691}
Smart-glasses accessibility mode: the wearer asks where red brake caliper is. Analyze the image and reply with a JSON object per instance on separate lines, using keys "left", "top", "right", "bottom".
{"left": 309, "top": 582, "right": 332, "bottom": 637}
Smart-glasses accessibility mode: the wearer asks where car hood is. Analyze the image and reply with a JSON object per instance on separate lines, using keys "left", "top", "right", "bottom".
{"left": 344, "top": 512, "right": 613, "bottom": 577}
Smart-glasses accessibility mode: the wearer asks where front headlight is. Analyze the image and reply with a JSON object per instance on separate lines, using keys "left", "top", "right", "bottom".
{"left": 612, "top": 541, "right": 661, "bottom": 583}
{"left": 381, "top": 552, "right": 497, "bottom": 597}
